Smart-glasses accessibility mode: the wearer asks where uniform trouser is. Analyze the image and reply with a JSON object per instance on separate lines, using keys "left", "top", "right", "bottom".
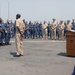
{"left": 60, "top": 30, "right": 64, "bottom": 40}
{"left": 43, "top": 29, "right": 48, "bottom": 39}
{"left": 48, "top": 30, "right": 52, "bottom": 39}
{"left": 0, "top": 32, "right": 2, "bottom": 43}
{"left": 30, "top": 30, "right": 33, "bottom": 38}
{"left": 33, "top": 30, "right": 38, "bottom": 39}
{"left": 38, "top": 30, "right": 43, "bottom": 38}
{"left": 64, "top": 29, "right": 66, "bottom": 39}
{"left": 11, "top": 32, "right": 15, "bottom": 38}
{"left": 56, "top": 30, "right": 60, "bottom": 39}
{"left": 5, "top": 33, "right": 11, "bottom": 44}
{"left": 1, "top": 32, "right": 5, "bottom": 43}
{"left": 11, "top": 30, "right": 15, "bottom": 38}
{"left": 0, "top": 32, "right": 4, "bottom": 44}
{"left": 11, "top": 29, "right": 15, "bottom": 38}
{"left": 52, "top": 29, "right": 56, "bottom": 39}
{"left": 24, "top": 30, "right": 27, "bottom": 38}
{"left": 24, "top": 30, "right": 30, "bottom": 38}
{"left": 15, "top": 34, "right": 23, "bottom": 55}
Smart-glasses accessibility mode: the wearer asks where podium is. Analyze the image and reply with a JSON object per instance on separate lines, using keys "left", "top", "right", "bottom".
{"left": 66, "top": 30, "right": 75, "bottom": 56}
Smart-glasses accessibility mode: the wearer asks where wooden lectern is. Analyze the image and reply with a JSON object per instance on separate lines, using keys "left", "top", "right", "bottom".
{"left": 66, "top": 30, "right": 75, "bottom": 56}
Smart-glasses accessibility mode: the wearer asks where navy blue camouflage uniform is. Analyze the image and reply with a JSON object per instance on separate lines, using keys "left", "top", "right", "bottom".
{"left": 0, "top": 23, "right": 3, "bottom": 45}
{"left": 5, "top": 22, "right": 11, "bottom": 45}
{"left": 47, "top": 24, "right": 52, "bottom": 39}
{"left": 72, "top": 22, "right": 75, "bottom": 30}
{"left": 24, "top": 23, "right": 30, "bottom": 38}
{"left": 38, "top": 23, "right": 43, "bottom": 38}
{"left": 32, "top": 23, "right": 38, "bottom": 39}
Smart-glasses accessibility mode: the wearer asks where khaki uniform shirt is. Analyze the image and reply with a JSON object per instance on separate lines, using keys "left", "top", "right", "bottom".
{"left": 59, "top": 24, "right": 65, "bottom": 31}
{"left": 51, "top": 21, "right": 57, "bottom": 29}
{"left": 42, "top": 23, "right": 48, "bottom": 30}
{"left": 16, "top": 18, "right": 25, "bottom": 35}
{"left": 66, "top": 23, "right": 72, "bottom": 30}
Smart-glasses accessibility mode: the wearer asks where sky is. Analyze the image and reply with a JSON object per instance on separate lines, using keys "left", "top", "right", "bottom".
{"left": 0, "top": 0, "right": 75, "bottom": 22}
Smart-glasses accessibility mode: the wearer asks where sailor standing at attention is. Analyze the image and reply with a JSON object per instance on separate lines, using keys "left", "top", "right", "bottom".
{"left": 15, "top": 14, "right": 25, "bottom": 57}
